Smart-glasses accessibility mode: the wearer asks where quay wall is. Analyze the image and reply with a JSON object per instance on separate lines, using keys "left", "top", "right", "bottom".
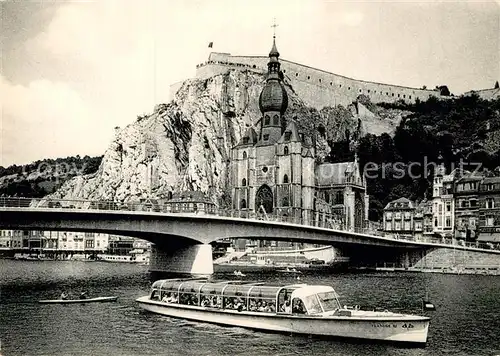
{"left": 412, "top": 247, "right": 500, "bottom": 271}
{"left": 189, "top": 52, "right": 441, "bottom": 109}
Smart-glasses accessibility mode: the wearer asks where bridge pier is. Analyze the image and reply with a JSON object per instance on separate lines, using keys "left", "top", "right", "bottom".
{"left": 150, "top": 243, "right": 214, "bottom": 275}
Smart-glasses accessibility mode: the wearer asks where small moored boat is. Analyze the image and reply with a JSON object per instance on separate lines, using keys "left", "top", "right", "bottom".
{"left": 278, "top": 267, "right": 302, "bottom": 274}
{"left": 38, "top": 296, "right": 118, "bottom": 304}
{"left": 136, "top": 279, "right": 430, "bottom": 344}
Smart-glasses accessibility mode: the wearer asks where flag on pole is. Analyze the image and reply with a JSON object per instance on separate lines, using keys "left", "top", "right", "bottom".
{"left": 208, "top": 42, "right": 213, "bottom": 48}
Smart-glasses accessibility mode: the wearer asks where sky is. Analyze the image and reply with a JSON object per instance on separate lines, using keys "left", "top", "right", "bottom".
{"left": 1, "top": 0, "right": 499, "bottom": 167}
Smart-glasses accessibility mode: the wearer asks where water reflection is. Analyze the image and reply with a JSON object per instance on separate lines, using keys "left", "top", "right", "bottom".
{"left": 1, "top": 260, "right": 499, "bottom": 356}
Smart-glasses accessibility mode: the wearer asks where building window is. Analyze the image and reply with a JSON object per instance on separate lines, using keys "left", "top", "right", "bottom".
{"left": 486, "top": 216, "right": 495, "bottom": 226}
{"left": 240, "top": 199, "right": 247, "bottom": 209}
{"left": 243, "top": 137, "right": 249, "bottom": 144}
{"left": 283, "top": 146, "right": 289, "bottom": 155}
{"left": 336, "top": 191, "right": 344, "bottom": 205}
{"left": 262, "top": 166, "right": 268, "bottom": 173}
{"left": 434, "top": 217, "right": 438, "bottom": 227}
{"left": 242, "top": 178, "right": 247, "bottom": 187}
{"left": 263, "top": 134, "right": 269, "bottom": 141}
{"left": 470, "top": 199, "right": 477, "bottom": 207}
{"left": 284, "top": 132, "right": 291, "bottom": 141}
{"left": 264, "top": 115, "right": 270, "bottom": 125}
{"left": 273, "top": 114, "right": 279, "bottom": 125}
{"left": 307, "top": 76, "right": 310, "bottom": 79}
{"left": 486, "top": 198, "right": 495, "bottom": 209}
{"left": 446, "top": 202, "right": 451, "bottom": 212}
{"left": 283, "top": 174, "right": 289, "bottom": 184}
{"left": 282, "top": 196, "right": 289, "bottom": 207}
{"left": 242, "top": 151, "right": 247, "bottom": 159}
{"left": 386, "top": 222, "right": 392, "bottom": 231}
{"left": 445, "top": 216, "right": 451, "bottom": 228}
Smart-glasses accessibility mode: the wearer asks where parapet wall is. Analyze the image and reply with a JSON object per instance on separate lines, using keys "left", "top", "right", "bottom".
{"left": 191, "top": 52, "right": 441, "bottom": 109}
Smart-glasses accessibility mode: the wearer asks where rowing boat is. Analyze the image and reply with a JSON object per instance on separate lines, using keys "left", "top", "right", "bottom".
{"left": 38, "top": 296, "right": 118, "bottom": 304}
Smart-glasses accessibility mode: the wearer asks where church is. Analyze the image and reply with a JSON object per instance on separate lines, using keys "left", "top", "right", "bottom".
{"left": 230, "top": 37, "right": 369, "bottom": 231}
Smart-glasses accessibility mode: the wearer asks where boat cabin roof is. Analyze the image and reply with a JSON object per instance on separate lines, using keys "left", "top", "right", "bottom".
{"left": 151, "top": 279, "right": 335, "bottom": 300}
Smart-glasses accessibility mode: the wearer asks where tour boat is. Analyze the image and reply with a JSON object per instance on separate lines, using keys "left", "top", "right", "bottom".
{"left": 38, "top": 296, "right": 118, "bottom": 304}
{"left": 136, "top": 279, "right": 430, "bottom": 344}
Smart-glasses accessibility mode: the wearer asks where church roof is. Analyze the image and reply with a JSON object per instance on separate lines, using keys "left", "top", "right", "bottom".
{"left": 278, "top": 121, "right": 300, "bottom": 143}
{"left": 259, "top": 80, "right": 288, "bottom": 114}
{"left": 315, "top": 161, "right": 361, "bottom": 186}
{"left": 236, "top": 127, "right": 258, "bottom": 147}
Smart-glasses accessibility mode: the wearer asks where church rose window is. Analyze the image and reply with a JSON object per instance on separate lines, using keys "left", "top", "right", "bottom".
{"left": 262, "top": 166, "right": 268, "bottom": 173}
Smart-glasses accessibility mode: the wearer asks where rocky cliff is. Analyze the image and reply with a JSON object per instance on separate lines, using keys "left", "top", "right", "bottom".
{"left": 49, "top": 69, "right": 404, "bottom": 204}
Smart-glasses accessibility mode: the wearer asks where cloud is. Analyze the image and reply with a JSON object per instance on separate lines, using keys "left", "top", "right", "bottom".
{"left": 1, "top": 74, "right": 110, "bottom": 166}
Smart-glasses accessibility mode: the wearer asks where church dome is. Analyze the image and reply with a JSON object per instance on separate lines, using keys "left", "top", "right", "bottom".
{"left": 259, "top": 79, "right": 288, "bottom": 114}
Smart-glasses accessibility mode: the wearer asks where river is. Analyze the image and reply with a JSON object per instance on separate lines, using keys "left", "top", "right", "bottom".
{"left": 0, "top": 259, "right": 499, "bottom": 356}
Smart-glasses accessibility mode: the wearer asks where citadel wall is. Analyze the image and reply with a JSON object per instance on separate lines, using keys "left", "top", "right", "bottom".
{"left": 189, "top": 52, "right": 441, "bottom": 109}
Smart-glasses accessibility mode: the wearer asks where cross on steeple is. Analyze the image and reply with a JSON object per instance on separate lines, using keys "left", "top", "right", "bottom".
{"left": 271, "top": 18, "right": 279, "bottom": 37}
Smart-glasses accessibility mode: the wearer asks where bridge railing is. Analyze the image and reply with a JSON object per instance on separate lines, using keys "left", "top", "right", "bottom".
{"left": 1, "top": 197, "right": 499, "bottom": 252}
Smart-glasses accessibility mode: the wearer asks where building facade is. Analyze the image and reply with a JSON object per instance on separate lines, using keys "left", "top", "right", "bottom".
{"left": 432, "top": 162, "right": 456, "bottom": 236}
{"left": 230, "top": 37, "right": 368, "bottom": 232}
{"left": 478, "top": 176, "right": 500, "bottom": 242}
{"left": 383, "top": 197, "right": 416, "bottom": 236}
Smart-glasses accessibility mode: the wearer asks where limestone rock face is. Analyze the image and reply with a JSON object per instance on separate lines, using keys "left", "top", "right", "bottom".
{"left": 50, "top": 69, "right": 402, "bottom": 204}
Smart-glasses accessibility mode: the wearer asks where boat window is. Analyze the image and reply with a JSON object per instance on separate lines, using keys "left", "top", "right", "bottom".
{"left": 152, "top": 280, "right": 165, "bottom": 289}
{"left": 301, "top": 295, "right": 322, "bottom": 315}
{"left": 222, "top": 285, "right": 254, "bottom": 311}
{"left": 277, "top": 289, "right": 294, "bottom": 314}
{"left": 150, "top": 290, "right": 160, "bottom": 300}
{"left": 178, "top": 281, "right": 203, "bottom": 306}
{"left": 247, "top": 285, "right": 280, "bottom": 313}
{"left": 316, "top": 291, "right": 340, "bottom": 312}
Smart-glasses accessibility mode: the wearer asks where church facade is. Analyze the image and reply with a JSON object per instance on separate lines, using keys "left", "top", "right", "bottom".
{"left": 230, "top": 37, "right": 368, "bottom": 232}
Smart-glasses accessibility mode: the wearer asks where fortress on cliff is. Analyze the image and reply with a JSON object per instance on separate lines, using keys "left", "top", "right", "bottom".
{"left": 170, "top": 49, "right": 443, "bottom": 109}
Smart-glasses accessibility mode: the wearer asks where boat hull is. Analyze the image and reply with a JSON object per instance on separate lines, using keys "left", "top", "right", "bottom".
{"left": 136, "top": 297, "right": 429, "bottom": 344}
{"left": 38, "top": 296, "right": 118, "bottom": 304}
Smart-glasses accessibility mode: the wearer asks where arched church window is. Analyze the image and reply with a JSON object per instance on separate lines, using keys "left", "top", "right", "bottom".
{"left": 283, "top": 174, "right": 289, "bottom": 184}
{"left": 243, "top": 151, "right": 247, "bottom": 159}
{"left": 240, "top": 199, "right": 247, "bottom": 209}
{"left": 242, "top": 178, "right": 247, "bottom": 187}
{"left": 264, "top": 115, "right": 270, "bottom": 125}
{"left": 282, "top": 196, "right": 289, "bottom": 207}
{"left": 336, "top": 191, "right": 344, "bottom": 205}
{"left": 284, "top": 146, "right": 289, "bottom": 155}
{"left": 273, "top": 114, "right": 279, "bottom": 125}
